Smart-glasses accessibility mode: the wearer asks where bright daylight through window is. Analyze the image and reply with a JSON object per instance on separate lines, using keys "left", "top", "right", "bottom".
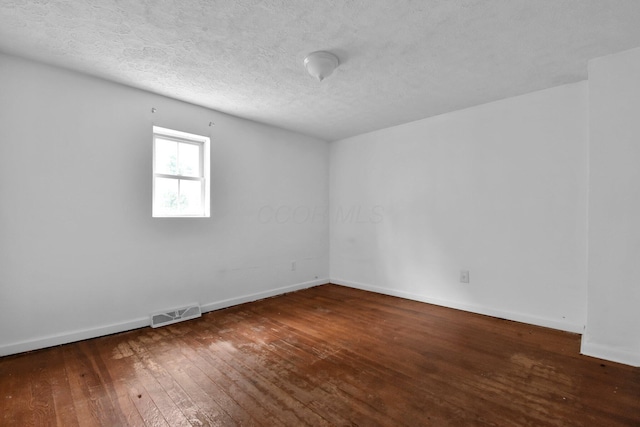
{"left": 153, "top": 126, "right": 210, "bottom": 217}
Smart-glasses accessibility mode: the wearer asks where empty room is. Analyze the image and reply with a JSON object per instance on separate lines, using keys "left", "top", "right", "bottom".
{"left": 1, "top": 1, "right": 639, "bottom": 425}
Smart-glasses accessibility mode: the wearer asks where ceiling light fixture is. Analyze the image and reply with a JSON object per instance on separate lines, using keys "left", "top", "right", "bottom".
{"left": 304, "top": 51, "right": 339, "bottom": 81}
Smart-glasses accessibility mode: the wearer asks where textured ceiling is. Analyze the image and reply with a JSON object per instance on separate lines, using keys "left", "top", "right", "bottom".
{"left": 2, "top": 1, "right": 640, "bottom": 141}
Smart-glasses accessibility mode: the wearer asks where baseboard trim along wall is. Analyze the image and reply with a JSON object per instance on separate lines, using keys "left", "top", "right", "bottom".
{"left": 3, "top": 277, "right": 596, "bottom": 358}
{"left": 331, "top": 278, "right": 585, "bottom": 335}
{"left": 199, "top": 278, "right": 327, "bottom": 312}
{"left": 0, "top": 278, "right": 328, "bottom": 357}
{"left": 0, "top": 317, "right": 151, "bottom": 358}
{"left": 580, "top": 341, "right": 640, "bottom": 367}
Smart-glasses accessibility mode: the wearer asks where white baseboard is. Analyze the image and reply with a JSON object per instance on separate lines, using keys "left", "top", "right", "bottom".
{"left": 0, "top": 278, "right": 328, "bottom": 357}
{"left": 580, "top": 340, "right": 640, "bottom": 367}
{"left": 0, "top": 317, "right": 150, "bottom": 357}
{"left": 331, "top": 278, "right": 584, "bottom": 334}
{"left": 200, "top": 277, "right": 327, "bottom": 312}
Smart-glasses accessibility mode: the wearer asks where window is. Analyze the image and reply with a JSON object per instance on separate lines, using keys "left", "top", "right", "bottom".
{"left": 153, "top": 126, "right": 210, "bottom": 217}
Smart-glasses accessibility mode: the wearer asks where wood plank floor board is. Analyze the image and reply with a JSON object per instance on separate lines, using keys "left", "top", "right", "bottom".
{"left": 178, "top": 328, "right": 322, "bottom": 426}
{"left": 290, "top": 288, "right": 544, "bottom": 361}
{"left": 83, "top": 339, "right": 151, "bottom": 427}
{"left": 109, "top": 337, "right": 210, "bottom": 427}
{"left": 261, "top": 293, "right": 516, "bottom": 420}
{"left": 173, "top": 333, "right": 288, "bottom": 426}
{"left": 214, "top": 306, "right": 422, "bottom": 426}
{"left": 146, "top": 338, "right": 262, "bottom": 427}
{"left": 128, "top": 337, "right": 220, "bottom": 427}
{"left": 188, "top": 331, "right": 333, "bottom": 425}
{"left": 120, "top": 336, "right": 191, "bottom": 427}
{"left": 1, "top": 284, "right": 638, "bottom": 426}
{"left": 189, "top": 314, "right": 382, "bottom": 426}
{"left": 281, "top": 286, "right": 636, "bottom": 426}
{"left": 243, "top": 286, "right": 639, "bottom": 426}
{"left": 296, "top": 294, "right": 580, "bottom": 418}
{"left": 45, "top": 346, "right": 80, "bottom": 427}
{"left": 1, "top": 351, "right": 39, "bottom": 426}
{"left": 213, "top": 312, "right": 397, "bottom": 426}
{"left": 245, "top": 300, "right": 507, "bottom": 426}
{"left": 326, "top": 286, "right": 640, "bottom": 425}
{"left": 317, "top": 285, "right": 573, "bottom": 357}
{"left": 61, "top": 340, "right": 129, "bottom": 426}
{"left": 233, "top": 296, "right": 501, "bottom": 425}
{"left": 192, "top": 309, "right": 422, "bottom": 425}
{"left": 29, "top": 347, "right": 63, "bottom": 427}
{"left": 96, "top": 334, "right": 164, "bottom": 427}
{"left": 154, "top": 321, "right": 280, "bottom": 425}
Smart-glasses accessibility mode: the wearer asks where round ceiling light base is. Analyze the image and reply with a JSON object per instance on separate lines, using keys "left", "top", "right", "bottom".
{"left": 304, "top": 51, "right": 339, "bottom": 81}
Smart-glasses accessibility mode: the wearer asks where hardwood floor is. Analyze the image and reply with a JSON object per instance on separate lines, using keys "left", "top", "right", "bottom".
{"left": 1, "top": 284, "right": 639, "bottom": 426}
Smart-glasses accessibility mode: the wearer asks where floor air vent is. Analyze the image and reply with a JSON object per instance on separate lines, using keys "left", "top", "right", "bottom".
{"left": 150, "top": 304, "right": 201, "bottom": 328}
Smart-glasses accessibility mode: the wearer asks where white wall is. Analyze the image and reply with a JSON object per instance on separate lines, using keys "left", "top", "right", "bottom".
{"left": 4, "top": 47, "right": 638, "bottom": 366}
{"left": 330, "top": 82, "right": 589, "bottom": 333}
{"left": 0, "top": 53, "right": 329, "bottom": 356}
{"left": 583, "top": 47, "right": 640, "bottom": 366}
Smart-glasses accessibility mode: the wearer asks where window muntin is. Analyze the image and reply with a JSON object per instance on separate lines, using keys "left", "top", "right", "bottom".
{"left": 153, "top": 126, "right": 210, "bottom": 217}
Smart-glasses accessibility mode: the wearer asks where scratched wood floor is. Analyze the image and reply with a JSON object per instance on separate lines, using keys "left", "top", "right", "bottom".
{"left": 1, "top": 284, "right": 639, "bottom": 426}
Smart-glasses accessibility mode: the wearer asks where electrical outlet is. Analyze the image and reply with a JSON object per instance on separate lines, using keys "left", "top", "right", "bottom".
{"left": 291, "top": 261, "right": 296, "bottom": 271}
{"left": 460, "top": 270, "right": 470, "bottom": 283}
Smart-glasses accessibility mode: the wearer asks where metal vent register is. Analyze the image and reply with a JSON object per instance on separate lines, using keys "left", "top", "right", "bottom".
{"left": 150, "top": 304, "right": 201, "bottom": 328}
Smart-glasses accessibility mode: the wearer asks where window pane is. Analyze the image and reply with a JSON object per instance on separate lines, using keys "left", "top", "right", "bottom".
{"left": 179, "top": 179, "right": 203, "bottom": 215}
{"left": 155, "top": 138, "right": 178, "bottom": 175}
{"left": 153, "top": 126, "right": 210, "bottom": 218}
{"left": 154, "top": 177, "right": 179, "bottom": 215}
{"left": 179, "top": 142, "right": 201, "bottom": 177}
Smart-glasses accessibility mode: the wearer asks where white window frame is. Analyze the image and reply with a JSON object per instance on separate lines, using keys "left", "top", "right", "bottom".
{"left": 152, "top": 126, "right": 210, "bottom": 218}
